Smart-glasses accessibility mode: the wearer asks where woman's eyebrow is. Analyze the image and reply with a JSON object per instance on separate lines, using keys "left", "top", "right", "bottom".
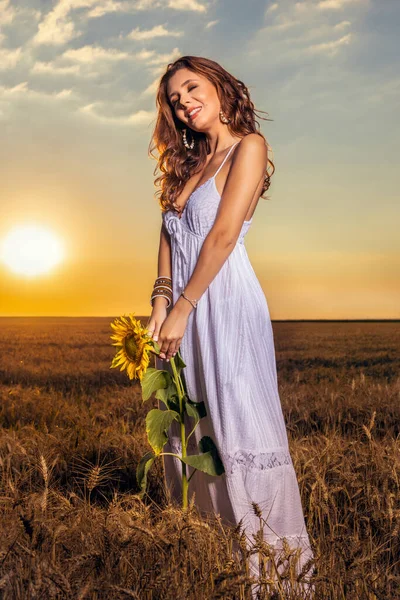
{"left": 168, "top": 79, "right": 198, "bottom": 101}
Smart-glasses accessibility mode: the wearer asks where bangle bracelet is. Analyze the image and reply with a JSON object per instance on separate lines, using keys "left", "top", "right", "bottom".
{"left": 151, "top": 293, "right": 171, "bottom": 308}
{"left": 180, "top": 291, "right": 198, "bottom": 309}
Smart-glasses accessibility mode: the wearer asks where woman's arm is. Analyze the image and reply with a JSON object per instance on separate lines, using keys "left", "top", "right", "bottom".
{"left": 174, "top": 133, "right": 268, "bottom": 316}
{"left": 152, "top": 220, "right": 172, "bottom": 310}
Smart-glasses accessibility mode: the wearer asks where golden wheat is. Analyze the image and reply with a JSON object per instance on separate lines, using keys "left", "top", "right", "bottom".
{"left": 0, "top": 318, "right": 398, "bottom": 599}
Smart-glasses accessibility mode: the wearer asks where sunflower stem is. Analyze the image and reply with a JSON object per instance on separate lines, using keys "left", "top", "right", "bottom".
{"left": 170, "top": 356, "right": 188, "bottom": 510}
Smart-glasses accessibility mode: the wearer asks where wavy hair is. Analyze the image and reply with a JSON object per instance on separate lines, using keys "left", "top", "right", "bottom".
{"left": 148, "top": 56, "right": 275, "bottom": 213}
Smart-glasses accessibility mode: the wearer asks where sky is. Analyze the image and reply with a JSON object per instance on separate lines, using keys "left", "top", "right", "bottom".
{"left": 0, "top": 0, "right": 399, "bottom": 319}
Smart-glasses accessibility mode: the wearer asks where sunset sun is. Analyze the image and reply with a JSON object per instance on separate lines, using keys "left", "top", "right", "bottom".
{"left": 0, "top": 224, "right": 65, "bottom": 278}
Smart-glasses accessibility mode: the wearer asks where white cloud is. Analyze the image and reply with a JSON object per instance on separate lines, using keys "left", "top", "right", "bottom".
{"left": 30, "top": 44, "right": 180, "bottom": 83}
{"left": 31, "top": 0, "right": 83, "bottom": 46}
{"left": 334, "top": 20, "right": 351, "bottom": 30}
{"left": 133, "top": 0, "right": 207, "bottom": 10}
{"left": 63, "top": 45, "right": 131, "bottom": 63}
{"left": 0, "top": 47, "right": 22, "bottom": 70}
{"left": 0, "top": 81, "right": 29, "bottom": 96}
{"left": 205, "top": 20, "right": 219, "bottom": 29}
{"left": 0, "top": 81, "right": 75, "bottom": 101}
{"left": 318, "top": 0, "right": 367, "bottom": 9}
{"left": 78, "top": 101, "right": 155, "bottom": 125}
{"left": 55, "top": 88, "right": 74, "bottom": 98}
{"left": 31, "top": 0, "right": 207, "bottom": 47}
{"left": 32, "top": 61, "right": 82, "bottom": 76}
{"left": 86, "top": 1, "right": 127, "bottom": 18}
{"left": 127, "top": 24, "right": 183, "bottom": 40}
{"left": 305, "top": 32, "right": 352, "bottom": 56}
{"left": 166, "top": 0, "right": 207, "bottom": 11}
{"left": 256, "top": 0, "right": 365, "bottom": 62}
{"left": 0, "top": 0, "right": 15, "bottom": 26}
{"left": 141, "top": 46, "right": 181, "bottom": 67}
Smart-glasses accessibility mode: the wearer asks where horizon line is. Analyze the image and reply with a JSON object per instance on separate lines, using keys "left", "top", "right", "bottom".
{"left": 0, "top": 316, "right": 399, "bottom": 323}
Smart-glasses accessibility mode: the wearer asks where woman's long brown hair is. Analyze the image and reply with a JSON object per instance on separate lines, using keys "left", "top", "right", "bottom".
{"left": 148, "top": 55, "right": 275, "bottom": 213}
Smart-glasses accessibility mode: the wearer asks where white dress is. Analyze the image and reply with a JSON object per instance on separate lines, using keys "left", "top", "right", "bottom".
{"left": 155, "top": 142, "right": 314, "bottom": 589}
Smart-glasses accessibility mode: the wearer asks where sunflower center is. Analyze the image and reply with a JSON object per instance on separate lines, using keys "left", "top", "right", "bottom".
{"left": 124, "top": 334, "right": 140, "bottom": 361}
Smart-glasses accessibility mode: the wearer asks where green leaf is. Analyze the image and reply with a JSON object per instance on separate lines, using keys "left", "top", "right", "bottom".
{"left": 136, "top": 450, "right": 155, "bottom": 497}
{"left": 186, "top": 397, "right": 207, "bottom": 419}
{"left": 182, "top": 436, "right": 225, "bottom": 476}
{"left": 141, "top": 368, "right": 169, "bottom": 402}
{"left": 174, "top": 349, "right": 186, "bottom": 370}
{"left": 185, "top": 401, "right": 200, "bottom": 424}
{"left": 154, "top": 372, "right": 176, "bottom": 407}
{"left": 167, "top": 396, "right": 181, "bottom": 413}
{"left": 146, "top": 408, "right": 180, "bottom": 456}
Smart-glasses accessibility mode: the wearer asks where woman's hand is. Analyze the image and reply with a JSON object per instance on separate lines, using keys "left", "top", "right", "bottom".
{"left": 157, "top": 299, "right": 192, "bottom": 361}
{"left": 146, "top": 298, "right": 168, "bottom": 344}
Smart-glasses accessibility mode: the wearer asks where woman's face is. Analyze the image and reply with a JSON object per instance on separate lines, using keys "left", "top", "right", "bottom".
{"left": 166, "top": 68, "right": 220, "bottom": 131}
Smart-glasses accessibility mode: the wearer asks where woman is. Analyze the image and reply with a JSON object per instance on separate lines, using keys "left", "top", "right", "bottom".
{"left": 146, "top": 56, "right": 314, "bottom": 590}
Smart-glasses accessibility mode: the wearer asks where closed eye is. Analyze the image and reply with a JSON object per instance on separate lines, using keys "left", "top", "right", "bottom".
{"left": 172, "top": 85, "right": 197, "bottom": 108}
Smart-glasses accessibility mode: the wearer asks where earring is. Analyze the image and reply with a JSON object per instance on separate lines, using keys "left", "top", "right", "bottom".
{"left": 219, "top": 109, "right": 231, "bottom": 124}
{"left": 182, "top": 128, "right": 195, "bottom": 150}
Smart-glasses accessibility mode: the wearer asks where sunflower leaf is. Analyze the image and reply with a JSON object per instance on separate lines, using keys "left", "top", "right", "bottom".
{"left": 185, "top": 401, "right": 200, "bottom": 426}
{"left": 181, "top": 436, "right": 225, "bottom": 476}
{"left": 173, "top": 350, "right": 186, "bottom": 374}
{"left": 146, "top": 409, "right": 180, "bottom": 456}
{"left": 155, "top": 373, "right": 177, "bottom": 407}
{"left": 136, "top": 450, "right": 156, "bottom": 495}
{"left": 141, "top": 368, "right": 169, "bottom": 402}
{"left": 167, "top": 396, "right": 181, "bottom": 413}
{"left": 185, "top": 397, "right": 207, "bottom": 419}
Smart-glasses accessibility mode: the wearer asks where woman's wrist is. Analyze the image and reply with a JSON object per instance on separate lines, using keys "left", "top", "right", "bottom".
{"left": 175, "top": 293, "right": 195, "bottom": 315}
{"left": 152, "top": 295, "right": 169, "bottom": 309}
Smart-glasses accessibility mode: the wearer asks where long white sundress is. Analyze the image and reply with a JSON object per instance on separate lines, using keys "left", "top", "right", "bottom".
{"left": 155, "top": 141, "right": 314, "bottom": 592}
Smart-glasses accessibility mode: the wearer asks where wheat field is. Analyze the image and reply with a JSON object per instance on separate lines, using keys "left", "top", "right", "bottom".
{"left": 0, "top": 318, "right": 399, "bottom": 599}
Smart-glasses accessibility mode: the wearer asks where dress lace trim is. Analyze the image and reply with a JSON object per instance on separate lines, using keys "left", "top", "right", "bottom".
{"left": 165, "top": 440, "right": 293, "bottom": 475}
{"left": 224, "top": 449, "right": 293, "bottom": 475}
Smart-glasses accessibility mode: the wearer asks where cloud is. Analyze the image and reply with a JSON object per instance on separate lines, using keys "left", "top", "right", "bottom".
{"left": 334, "top": 20, "right": 351, "bottom": 30}
{"left": 132, "top": 0, "right": 207, "bottom": 10}
{"left": 0, "top": 46, "right": 22, "bottom": 70}
{"left": 78, "top": 101, "right": 155, "bottom": 125}
{"left": 141, "top": 46, "right": 181, "bottom": 66}
{"left": 165, "top": 0, "right": 207, "bottom": 11}
{"left": 31, "top": 0, "right": 83, "bottom": 46}
{"left": 31, "top": 0, "right": 207, "bottom": 47}
{"left": 126, "top": 24, "right": 183, "bottom": 40}
{"left": 205, "top": 20, "right": 219, "bottom": 29}
{"left": 254, "top": 0, "right": 366, "bottom": 62}
{"left": 0, "top": 81, "right": 74, "bottom": 100}
{"left": 31, "top": 61, "right": 83, "bottom": 76}
{"left": 305, "top": 32, "right": 352, "bottom": 56}
{"left": 86, "top": 1, "right": 129, "bottom": 18}
{"left": 317, "top": 0, "right": 367, "bottom": 9}
{"left": 0, "top": 0, "right": 15, "bottom": 27}
{"left": 63, "top": 45, "right": 131, "bottom": 63}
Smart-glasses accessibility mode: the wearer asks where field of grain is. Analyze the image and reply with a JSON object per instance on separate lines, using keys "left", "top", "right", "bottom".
{"left": 0, "top": 318, "right": 399, "bottom": 599}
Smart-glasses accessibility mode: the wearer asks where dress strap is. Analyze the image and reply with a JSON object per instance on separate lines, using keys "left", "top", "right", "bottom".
{"left": 213, "top": 141, "right": 240, "bottom": 178}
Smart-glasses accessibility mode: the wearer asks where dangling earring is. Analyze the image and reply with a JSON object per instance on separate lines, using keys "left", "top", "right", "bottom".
{"left": 219, "top": 109, "right": 231, "bottom": 124}
{"left": 182, "top": 128, "right": 195, "bottom": 150}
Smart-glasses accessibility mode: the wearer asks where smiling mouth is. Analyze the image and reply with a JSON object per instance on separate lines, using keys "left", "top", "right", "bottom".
{"left": 187, "top": 107, "right": 202, "bottom": 120}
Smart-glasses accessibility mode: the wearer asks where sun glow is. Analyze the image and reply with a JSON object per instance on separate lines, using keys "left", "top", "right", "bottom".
{"left": 0, "top": 224, "right": 65, "bottom": 278}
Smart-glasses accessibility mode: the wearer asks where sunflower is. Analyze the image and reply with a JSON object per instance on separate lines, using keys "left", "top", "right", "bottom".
{"left": 110, "top": 313, "right": 155, "bottom": 381}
